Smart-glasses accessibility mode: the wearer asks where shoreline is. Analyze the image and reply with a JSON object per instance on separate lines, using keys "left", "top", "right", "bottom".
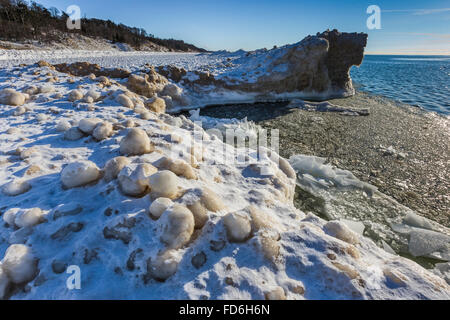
{"left": 196, "top": 91, "right": 450, "bottom": 227}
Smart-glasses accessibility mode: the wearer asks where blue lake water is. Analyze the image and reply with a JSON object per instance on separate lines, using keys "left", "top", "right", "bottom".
{"left": 350, "top": 55, "right": 450, "bottom": 115}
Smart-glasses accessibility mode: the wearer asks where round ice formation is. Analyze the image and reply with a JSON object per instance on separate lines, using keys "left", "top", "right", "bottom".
{"left": 265, "top": 287, "right": 286, "bottom": 300}
{"left": 149, "top": 197, "right": 173, "bottom": 220}
{"left": 15, "top": 208, "right": 45, "bottom": 228}
{"left": 168, "top": 159, "right": 197, "bottom": 180}
{"left": 68, "top": 89, "right": 83, "bottom": 102}
{"left": 2, "top": 179, "right": 31, "bottom": 196}
{"left": 78, "top": 118, "right": 103, "bottom": 134}
{"left": 3, "top": 208, "right": 20, "bottom": 226}
{"left": 148, "top": 249, "right": 181, "bottom": 281}
{"left": 56, "top": 119, "right": 72, "bottom": 132}
{"left": 145, "top": 97, "right": 166, "bottom": 114}
{"left": 120, "top": 128, "right": 153, "bottom": 156}
{"left": 117, "top": 94, "right": 134, "bottom": 109}
{"left": 0, "top": 264, "right": 9, "bottom": 299}
{"left": 223, "top": 212, "right": 252, "bottom": 243}
{"left": 64, "top": 127, "right": 84, "bottom": 141}
{"left": 1, "top": 244, "right": 37, "bottom": 284}
{"left": 61, "top": 161, "right": 100, "bottom": 189}
{"left": 5, "top": 208, "right": 45, "bottom": 228}
{"left": 149, "top": 170, "right": 179, "bottom": 199}
{"left": 93, "top": 121, "right": 113, "bottom": 141}
{"left": 118, "top": 163, "right": 157, "bottom": 197}
{"left": 104, "top": 156, "right": 131, "bottom": 182}
{"left": 160, "top": 204, "right": 195, "bottom": 249}
{"left": 0, "top": 88, "right": 26, "bottom": 106}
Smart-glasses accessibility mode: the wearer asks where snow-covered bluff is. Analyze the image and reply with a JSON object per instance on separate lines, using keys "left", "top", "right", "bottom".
{"left": 0, "top": 61, "right": 449, "bottom": 300}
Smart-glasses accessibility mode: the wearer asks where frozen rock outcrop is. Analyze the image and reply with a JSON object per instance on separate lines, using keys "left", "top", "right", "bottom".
{"left": 159, "top": 29, "right": 367, "bottom": 108}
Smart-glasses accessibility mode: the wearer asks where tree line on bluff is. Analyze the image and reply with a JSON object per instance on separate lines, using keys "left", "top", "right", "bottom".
{"left": 0, "top": 0, "right": 206, "bottom": 52}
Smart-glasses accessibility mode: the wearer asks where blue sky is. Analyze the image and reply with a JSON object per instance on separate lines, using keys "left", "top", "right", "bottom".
{"left": 36, "top": 0, "right": 450, "bottom": 54}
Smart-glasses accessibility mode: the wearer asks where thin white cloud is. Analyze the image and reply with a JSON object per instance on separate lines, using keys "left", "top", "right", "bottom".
{"left": 382, "top": 8, "right": 450, "bottom": 15}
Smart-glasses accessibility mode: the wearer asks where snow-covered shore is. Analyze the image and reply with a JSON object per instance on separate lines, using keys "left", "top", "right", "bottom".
{"left": 0, "top": 57, "right": 449, "bottom": 299}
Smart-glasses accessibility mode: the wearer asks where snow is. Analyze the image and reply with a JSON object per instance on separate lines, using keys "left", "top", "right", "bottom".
{"left": 0, "top": 55, "right": 448, "bottom": 300}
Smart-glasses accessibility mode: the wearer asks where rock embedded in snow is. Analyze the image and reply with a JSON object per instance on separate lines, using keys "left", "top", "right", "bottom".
{"left": 168, "top": 158, "right": 197, "bottom": 180}
{"left": 224, "top": 212, "right": 252, "bottom": 243}
{"left": 148, "top": 249, "right": 181, "bottom": 281}
{"left": 2, "top": 179, "right": 31, "bottom": 196}
{"left": 160, "top": 204, "right": 195, "bottom": 249}
{"left": 0, "top": 88, "right": 26, "bottom": 106}
{"left": 324, "top": 221, "right": 360, "bottom": 245}
{"left": 92, "top": 121, "right": 113, "bottom": 141}
{"left": 68, "top": 89, "right": 83, "bottom": 102}
{"left": 120, "top": 128, "right": 153, "bottom": 156}
{"left": 265, "top": 287, "right": 286, "bottom": 300}
{"left": 56, "top": 119, "right": 72, "bottom": 132}
{"left": 145, "top": 97, "right": 166, "bottom": 114}
{"left": 1, "top": 244, "right": 37, "bottom": 284}
{"left": 0, "top": 264, "right": 9, "bottom": 299}
{"left": 149, "top": 170, "right": 179, "bottom": 199}
{"left": 61, "top": 161, "right": 100, "bottom": 189}
{"left": 116, "top": 93, "right": 134, "bottom": 109}
{"left": 118, "top": 163, "right": 157, "bottom": 197}
{"left": 104, "top": 156, "right": 131, "bottom": 182}
{"left": 13, "top": 208, "right": 45, "bottom": 228}
{"left": 149, "top": 197, "right": 173, "bottom": 220}
{"left": 161, "top": 83, "right": 183, "bottom": 100}
{"left": 78, "top": 118, "right": 103, "bottom": 135}
{"left": 64, "top": 127, "right": 84, "bottom": 141}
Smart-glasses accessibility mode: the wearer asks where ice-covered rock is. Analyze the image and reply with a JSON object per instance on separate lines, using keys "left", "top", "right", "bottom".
{"left": 120, "top": 128, "right": 153, "bottom": 156}
{"left": 92, "top": 121, "right": 113, "bottom": 141}
{"left": 78, "top": 118, "right": 103, "bottom": 134}
{"left": 61, "top": 161, "right": 101, "bottom": 189}
{"left": 64, "top": 127, "right": 84, "bottom": 141}
{"left": 118, "top": 163, "right": 157, "bottom": 197}
{"left": 148, "top": 249, "right": 181, "bottom": 281}
{"left": 149, "top": 170, "right": 179, "bottom": 199}
{"left": 116, "top": 93, "right": 134, "bottom": 109}
{"left": 160, "top": 204, "right": 195, "bottom": 249}
{"left": 2, "top": 179, "right": 31, "bottom": 196}
{"left": 68, "top": 89, "right": 83, "bottom": 102}
{"left": 56, "top": 119, "right": 72, "bottom": 132}
{"left": 1, "top": 244, "right": 37, "bottom": 284}
{"left": 6, "top": 208, "right": 45, "bottom": 228}
{"left": 224, "top": 212, "right": 252, "bottom": 243}
{"left": 104, "top": 156, "right": 131, "bottom": 182}
{"left": 149, "top": 197, "right": 173, "bottom": 220}
{"left": 0, "top": 264, "right": 9, "bottom": 299}
{"left": 324, "top": 220, "right": 360, "bottom": 245}
{"left": 0, "top": 88, "right": 26, "bottom": 106}
{"left": 145, "top": 97, "right": 166, "bottom": 114}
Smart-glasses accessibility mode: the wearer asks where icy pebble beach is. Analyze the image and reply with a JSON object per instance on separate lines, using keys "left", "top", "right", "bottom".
{"left": 0, "top": 52, "right": 449, "bottom": 300}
